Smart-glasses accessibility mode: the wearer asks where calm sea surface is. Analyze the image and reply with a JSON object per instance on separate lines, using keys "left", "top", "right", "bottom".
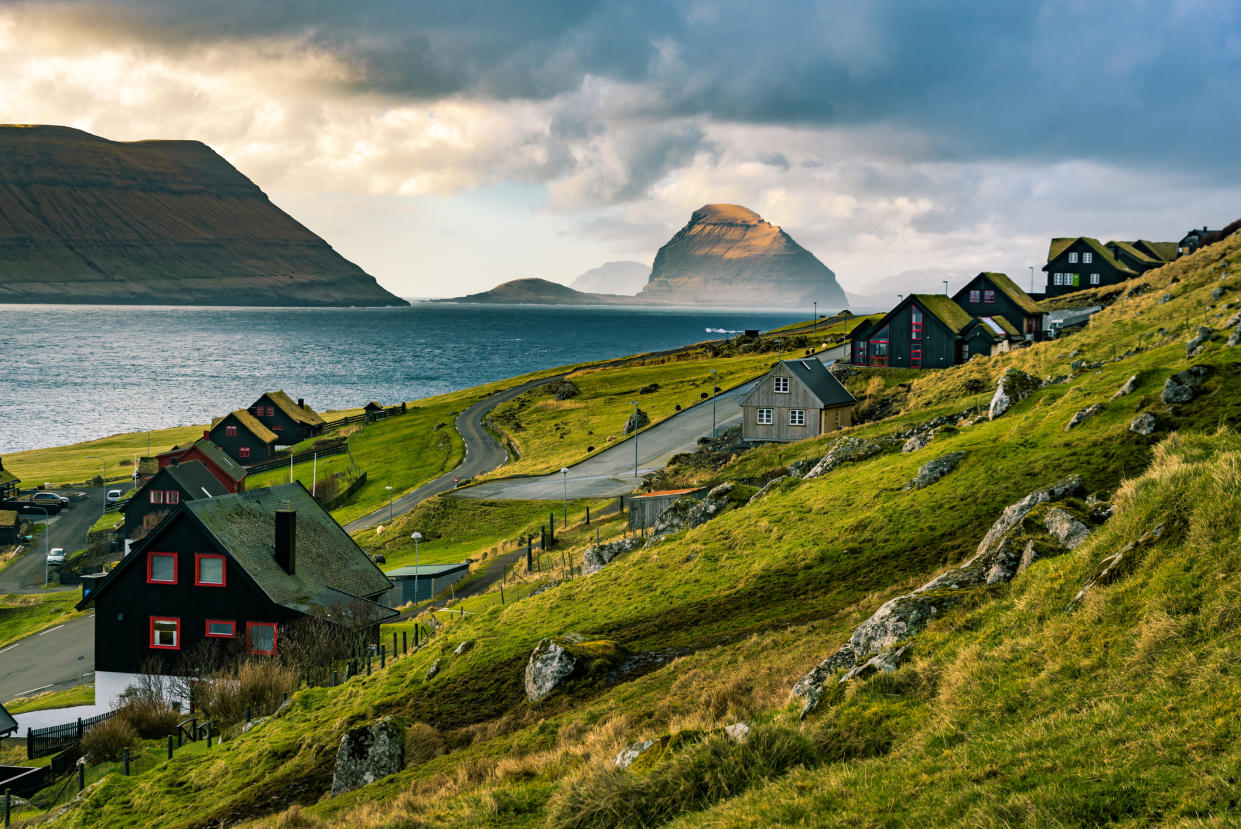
{"left": 0, "top": 303, "right": 809, "bottom": 453}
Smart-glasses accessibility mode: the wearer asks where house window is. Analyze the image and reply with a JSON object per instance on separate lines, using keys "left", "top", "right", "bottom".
{"left": 962, "top": 344, "right": 970, "bottom": 359}
{"left": 789, "top": 409, "right": 806, "bottom": 426}
{"left": 267, "top": 406, "right": 276, "bottom": 417}
{"left": 870, "top": 325, "right": 890, "bottom": 367}
{"left": 757, "top": 408, "right": 773, "bottom": 425}
{"left": 1083, "top": 252, "right": 1093, "bottom": 264}
{"left": 239, "top": 447, "right": 251, "bottom": 459}
{"left": 147, "top": 552, "right": 177, "bottom": 584}
{"left": 205, "top": 619, "right": 235, "bottom": 638}
{"left": 983, "top": 290, "right": 995, "bottom": 303}
{"left": 166, "top": 491, "right": 179, "bottom": 505}
{"left": 195, "top": 554, "right": 226, "bottom": 586}
{"left": 1068, "top": 252, "right": 1079, "bottom": 263}
{"left": 273, "top": 425, "right": 283, "bottom": 432}
{"left": 854, "top": 340, "right": 867, "bottom": 365}
{"left": 912, "top": 348, "right": 922, "bottom": 368}
{"left": 150, "top": 616, "right": 180, "bottom": 649}
{"left": 247, "top": 622, "right": 277, "bottom": 656}
{"left": 774, "top": 377, "right": 790, "bottom": 393}
{"left": 911, "top": 307, "right": 922, "bottom": 341}
{"left": 1090, "top": 273, "right": 1101, "bottom": 285}
{"left": 225, "top": 425, "right": 237, "bottom": 437}
{"left": 1053, "top": 273, "right": 1062, "bottom": 286}
{"left": 149, "top": 490, "right": 163, "bottom": 505}
{"left": 969, "top": 289, "right": 981, "bottom": 303}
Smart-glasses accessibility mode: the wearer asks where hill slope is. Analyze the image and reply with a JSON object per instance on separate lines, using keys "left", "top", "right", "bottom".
{"left": 638, "top": 204, "right": 847, "bottom": 309}
{"left": 439, "top": 277, "right": 635, "bottom": 305}
{"left": 0, "top": 125, "right": 405, "bottom": 306}
{"left": 570, "top": 261, "right": 650, "bottom": 295}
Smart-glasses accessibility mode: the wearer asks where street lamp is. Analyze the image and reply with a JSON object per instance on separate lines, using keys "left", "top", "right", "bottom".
{"left": 410, "top": 532, "right": 422, "bottom": 603}
{"left": 1029, "top": 266, "right": 1035, "bottom": 292}
{"left": 631, "top": 401, "right": 639, "bottom": 479}
{"left": 85, "top": 455, "right": 106, "bottom": 523}
{"left": 943, "top": 280, "right": 948, "bottom": 295}
{"left": 711, "top": 368, "right": 718, "bottom": 439}
{"left": 560, "top": 468, "right": 569, "bottom": 527}
{"left": 28, "top": 505, "right": 51, "bottom": 587}
{"left": 385, "top": 486, "right": 394, "bottom": 523}
{"left": 813, "top": 301, "right": 817, "bottom": 337}
{"left": 776, "top": 339, "right": 784, "bottom": 364}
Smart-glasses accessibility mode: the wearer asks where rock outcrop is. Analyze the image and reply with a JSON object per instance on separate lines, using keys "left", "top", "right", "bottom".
{"left": 989, "top": 369, "right": 1041, "bottom": 420}
{"left": 904, "top": 451, "right": 967, "bottom": 490}
{"left": 1162, "top": 365, "right": 1211, "bottom": 404}
{"left": 647, "top": 481, "right": 755, "bottom": 543}
{"left": 1066, "top": 404, "right": 1104, "bottom": 430}
{"left": 0, "top": 125, "right": 405, "bottom": 307}
{"left": 582, "top": 537, "right": 642, "bottom": 575}
{"left": 1186, "top": 326, "right": 1215, "bottom": 357}
{"left": 637, "top": 204, "right": 846, "bottom": 308}
{"left": 803, "top": 436, "right": 897, "bottom": 479}
{"left": 1111, "top": 374, "right": 1140, "bottom": 400}
{"left": 1129, "top": 413, "right": 1160, "bottom": 436}
{"left": 524, "top": 634, "right": 628, "bottom": 703}
{"left": 331, "top": 719, "right": 405, "bottom": 795}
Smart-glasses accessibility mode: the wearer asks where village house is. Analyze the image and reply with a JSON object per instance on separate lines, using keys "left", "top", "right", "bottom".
{"left": 122, "top": 459, "right": 228, "bottom": 541}
{"left": 0, "top": 509, "right": 21, "bottom": 546}
{"left": 209, "top": 410, "right": 278, "bottom": 465}
{"left": 0, "top": 456, "right": 19, "bottom": 500}
{"left": 1106, "top": 240, "right": 1176, "bottom": 274}
{"left": 248, "top": 391, "right": 325, "bottom": 445}
{"left": 156, "top": 437, "right": 247, "bottom": 493}
{"left": 1042, "top": 237, "right": 1138, "bottom": 297}
{"left": 1178, "top": 226, "right": 1219, "bottom": 257}
{"left": 951, "top": 272, "right": 1043, "bottom": 340}
{"left": 78, "top": 483, "right": 395, "bottom": 707}
{"left": 740, "top": 359, "right": 856, "bottom": 442}
{"left": 852, "top": 294, "right": 1013, "bottom": 369}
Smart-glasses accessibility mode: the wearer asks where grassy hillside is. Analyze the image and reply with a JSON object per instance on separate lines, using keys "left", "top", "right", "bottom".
{"left": 35, "top": 233, "right": 1241, "bottom": 827}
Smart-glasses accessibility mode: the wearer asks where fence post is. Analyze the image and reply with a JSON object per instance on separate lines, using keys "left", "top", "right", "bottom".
{"left": 415, "top": 624, "right": 420, "bottom": 648}
{"left": 548, "top": 515, "right": 555, "bottom": 545}
{"left": 500, "top": 584, "right": 505, "bottom": 604}
{"left": 4, "top": 787, "right": 10, "bottom": 828}
{"left": 381, "top": 645, "right": 386, "bottom": 669}
{"left": 402, "top": 631, "right": 407, "bottom": 655}
{"left": 167, "top": 736, "right": 174, "bottom": 760}
{"left": 332, "top": 670, "right": 339, "bottom": 687}
{"left": 245, "top": 706, "right": 252, "bottom": 725}
{"left": 26, "top": 730, "right": 32, "bottom": 760}
{"left": 123, "top": 748, "right": 130, "bottom": 775}
{"left": 393, "top": 632, "right": 398, "bottom": 656}
{"left": 77, "top": 763, "right": 85, "bottom": 791}
{"left": 526, "top": 536, "right": 533, "bottom": 572}
{"left": 206, "top": 729, "right": 213, "bottom": 749}
{"left": 367, "top": 654, "right": 372, "bottom": 675}
{"left": 585, "top": 506, "right": 590, "bottom": 525}
{"left": 76, "top": 718, "right": 83, "bottom": 740}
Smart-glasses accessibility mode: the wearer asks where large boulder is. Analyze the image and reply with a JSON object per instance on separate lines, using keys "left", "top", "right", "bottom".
{"left": 904, "top": 451, "right": 967, "bottom": 490}
{"left": 331, "top": 718, "right": 405, "bottom": 795}
{"left": 989, "top": 369, "right": 1041, "bottom": 420}
{"left": 804, "top": 436, "right": 896, "bottom": 479}
{"left": 1065, "top": 404, "right": 1104, "bottom": 430}
{"left": 902, "top": 431, "right": 934, "bottom": 453}
{"left": 624, "top": 409, "right": 650, "bottom": 434}
{"left": 1186, "top": 326, "right": 1215, "bottom": 357}
{"left": 524, "top": 634, "right": 627, "bottom": 703}
{"left": 647, "top": 481, "right": 755, "bottom": 542}
{"left": 1162, "top": 365, "right": 1211, "bottom": 404}
{"left": 582, "top": 537, "right": 642, "bottom": 575}
{"left": 1110, "top": 374, "right": 1139, "bottom": 400}
{"left": 1129, "top": 413, "right": 1160, "bottom": 436}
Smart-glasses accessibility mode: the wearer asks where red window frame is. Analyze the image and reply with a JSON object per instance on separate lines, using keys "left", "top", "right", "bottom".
{"left": 911, "top": 348, "right": 923, "bottom": 368}
{"left": 272, "top": 425, "right": 283, "bottom": 432}
{"left": 911, "top": 307, "right": 923, "bottom": 341}
{"left": 869, "top": 338, "right": 889, "bottom": 367}
{"left": 146, "top": 551, "right": 178, "bottom": 584}
{"left": 247, "top": 622, "right": 278, "bottom": 656}
{"left": 149, "top": 616, "right": 181, "bottom": 650}
{"left": 969, "top": 289, "right": 981, "bottom": 303}
{"left": 983, "top": 290, "right": 996, "bottom": 303}
{"left": 225, "top": 425, "right": 237, "bottom": 437}
{"left": 268, "top": 406, "right": 276, "bottom": 417}
{"left": 194, "top": 553, "right": 227, "bottom": 587}
{"left": 204, "top": 619, "right": 236, "bottom": 638}
{"left": 166, "top": 490, "right": 179, "bottom": 505}
{"left": 239, "top": 447, "right": 251, "bottom": 459}
{"left": 854, "top": 340, "right": 868, "bottom": 365}
{"left": 149, "top": 490, "right": 163, "bottom": 505}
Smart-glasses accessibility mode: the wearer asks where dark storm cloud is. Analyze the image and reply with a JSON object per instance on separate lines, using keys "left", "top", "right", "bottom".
{"left": 28, "top": 0, "right": 1241, "bottom": 170}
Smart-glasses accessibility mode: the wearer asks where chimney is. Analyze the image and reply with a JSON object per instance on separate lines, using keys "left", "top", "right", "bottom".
{"left": 297, "top": 398, "right": 305, "bottom": 409}
{"left": 275, "top": 502, "right": 296, "bottom": 574}
{"left": 0, "top": 456, "right": 4, "bottom": 471}
{"left": 203, "top": 430, "right": 210, "bottom": 440}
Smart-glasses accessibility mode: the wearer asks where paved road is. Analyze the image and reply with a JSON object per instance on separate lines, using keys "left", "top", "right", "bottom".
{"left": 344, "top": 375, "right": 566, "bottom": 533}
{"left": 0, "top": 488, "right": 109, "bottom": 594}
{"left": 0, "top": 614, "right": 95, "bottom": 703}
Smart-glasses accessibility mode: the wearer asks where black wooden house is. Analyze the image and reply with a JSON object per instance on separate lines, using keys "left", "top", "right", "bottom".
{"left": 0, "top": 456, "right": 19, "bottom": 501}
{"left": 1042, "top": 237, "right": 1137, "bottom": 297}
{"left": 122, "top": 460, "right": 228, "bottom": 540}
{"left": 157, "top": 438, "right": 247, "bottom": 493}
{"left": 79, "top": 483, "right": 395, "bottom": 679}
{"left": 209, "top": 410, "right": 278, "bottom": 465}
{"left": 852, "top": 294, "right": 991, "bottom": 369}
{"left": 248, "top": 391, "right": 325, "bottom": 445}
{"left": 952, "top": 273, "right": 1042, "bottom": 339}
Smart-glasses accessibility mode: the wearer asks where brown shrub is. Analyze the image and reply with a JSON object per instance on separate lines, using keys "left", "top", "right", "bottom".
{"left": 197, "top": 659, "right": 300, "bottom": 726}
{"left": 404, "top": 722, "right": 445, "bottom": 765}
{"left": 81, "top": 715, "right": 138, "bottom": 763}
{"left": 116, "top": 673, "right": 182, "bottom": 739}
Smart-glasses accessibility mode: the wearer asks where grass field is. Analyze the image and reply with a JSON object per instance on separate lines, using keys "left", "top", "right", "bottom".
{"left": 4, "top": 683, "right": 95, "bottom": 713}
{"left": 0, "top": 590, "right": 85, "bottom": 650}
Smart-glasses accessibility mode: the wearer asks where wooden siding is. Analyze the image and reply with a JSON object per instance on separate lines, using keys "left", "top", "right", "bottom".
{"left": 953, "top": 275, "right": 1040, "bottom": 337}
{"left": 250, "top": 394, "right": 316, "bottom": 444}
{"left": 742, "top": 363, "right": 825, "bottom": 442}
{"left": 209, "top": 414, "right": 274, "bottom": 465}
{"left": 1044, "top": 240, "right": 1132, "bottom": 298}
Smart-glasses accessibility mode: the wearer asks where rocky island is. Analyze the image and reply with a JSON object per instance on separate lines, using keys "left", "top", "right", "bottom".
{"left": 0, "top": 125, "right": 405, "bottom": 306}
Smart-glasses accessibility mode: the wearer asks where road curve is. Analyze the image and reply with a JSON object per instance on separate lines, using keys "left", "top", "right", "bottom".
{"left": 0, "top": 613, "right": 95, "bottom": 705}
{"left": 344, "top": 374, "right": 564, "bottom": 533}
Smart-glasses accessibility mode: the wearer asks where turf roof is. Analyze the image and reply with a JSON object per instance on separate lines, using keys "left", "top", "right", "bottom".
{"left": 0, "top": 467, "right": 17, "bottom": 486}
{"left": 1109, "top": 241, "right": 1160, "bottom": 266}
{"left": 1135, "top": 240, "right": 1178, "bottom": 261}
{"left": 0, "top": 509, "right": 18, "bottom": 525}
{"left": 1045, "top": 237, "right": 1137, "bottom": 276}
{"left": 260, "top": 391, "right": 325, "bottom": 427}
{"left": 969, "top": 272, "right": 1042, "bottom": 315}
{"left": 219, "top": 409, "right": 278, "bottom": 444}
{"left": 912, "top": 293, "right": 976, "bottom": 334}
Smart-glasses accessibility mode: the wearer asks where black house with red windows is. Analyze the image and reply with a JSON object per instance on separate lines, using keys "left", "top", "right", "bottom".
{"left": 951, "top": 273, "right": 1042, "bottom": 339}
{"left": 248, "top": 391, "right": 325, "bottom": 445}
{"left": 208, "top": 410, "right": 278, "bottom": 466}
{"left": 851, "top": 294, "right": 983, "bottom": 369}
{"left": 156, "top": 438, "right": 247, "bottom": 493}
{"left": 79, "top": 483, "right": 395, "bottom": 678}
{"left": 121, "top": 460, "right": 228, "bottom": 540}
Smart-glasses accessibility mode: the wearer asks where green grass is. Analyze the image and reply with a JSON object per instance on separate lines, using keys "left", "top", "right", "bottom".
{"left": 5, "top": 683, "right": 95, "bottom": 713}
{"left": 0, "top": 590, "right": 85, "bottom": 650}
{"left": 5, "top": 424, "right": 210, "bottom": 486}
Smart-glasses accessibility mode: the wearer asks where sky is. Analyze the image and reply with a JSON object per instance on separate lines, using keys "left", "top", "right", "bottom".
{"left": 1, "top": 0, "right": 1239, "bottom": 301}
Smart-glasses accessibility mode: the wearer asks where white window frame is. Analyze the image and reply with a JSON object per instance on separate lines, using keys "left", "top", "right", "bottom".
{"left": 773, "top": 376, "right": 790, "bottom": 394}
{"left": 789, "top": 409, "right": 806, "bottom": 426}
{"left": 756, "top": 408, "right": 773, "bottom": 425}
{"left": 1068, "top": 251, "right": 1079, "bottom": 263}
{"left": 1083, "top": 252, "right": 1093, "bottom": 264}
{"left": 1090, "top": 273, "right": 1101, "bottom": 285}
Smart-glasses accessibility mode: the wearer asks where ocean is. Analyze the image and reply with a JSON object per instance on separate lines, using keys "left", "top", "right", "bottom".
{"left": 0, "top": 302, "right": 811, "bottom": 453}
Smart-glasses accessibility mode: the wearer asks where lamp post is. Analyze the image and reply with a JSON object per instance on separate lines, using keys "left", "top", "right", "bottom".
{"left": 776, "top": 339, "right": 784, "bottom": 364}
{"left": 28, "top": 506, "right": 50, "bottom": 587}
{"left": 711, "top": 368, "right": 718, "bottom": 439}
{"left": 813, "top": 301, "right": 817, "bottom": 337}
{"left": 411, "top": 532, "right": 422, "bottom": 603}
{"left": 560, "top": 468, "right": 569, "bottom": 528}
{"left": 85, "top": 455, "right": 106, "bottom": 523}
{"left": 1029, "top": 266, "right": 1035, "bottom": 292}
{"left": 943, "top": 280, "right": 948, "bottom": 295}
{"left": 385, "top": 486, "right": 394, "bottom": 523}
{"left": 631, "top": 401, "right": 639, "bottom": 479}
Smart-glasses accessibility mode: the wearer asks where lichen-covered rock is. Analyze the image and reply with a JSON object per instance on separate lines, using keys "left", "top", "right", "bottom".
{"left": 989, "top": 369, "right": 1041, "bottom": 420}
{"left": 1212, "top": 286, "right": 1228, "bottom": 301}
{"left": 902, "top": 431, "right": 934, "bottom": 453}
{"left": 724, "top": 722, "right": 752, "bottom": 743}
{"left": 623, "top": 408, "right": 650, "bottom": 435}
{"left": 582, "top": 537, "right": 642, "bottom": 575}
{"left": 904, "top": 451, "right": 967, "bottom": 490}
{"left": 803, "top": 436, "right": 896, "bottom": 479}
{"left": 1162, "top": 365, "right": 1211, "bottom": 404}
{"left": 614, "top": 740, "right": 656, "bottom": 769}
{"left": 747, "top": 475, "right": 788, "bottom": 503}
{"left": 973, "top": 476, "right": 1085, "bottom": 558}
{"left": 1111, "top": 374, "right": 1139, "bottom": 400}
{"left": 1229, "top": 325, "right": 1241, "bottom": 348}
{"left": 1129, "top": 412, "right": 1159, "bottom": 436}
{"left": 331, "top": 718, "right": 405, "bottom": 795}
{"left": 1159, "top": 293, "right": 1174, "bottom": 304}
{"left": 453, "top": 640, "right": 473, "bottom": 656}
{"left": 1042, "top": 507, "right": 1091, "bottom": 550}
{"left": 841, "top": 644, "right": 911, "bottom": 682}
{"left": 551, "top": 379, "right": 580, "bottom": 401}
{"left": 425, "top": 659, "right": 441, "bottom": 680}
{"left": 1186, "top": 326, "right": 1215, "bottom": 357}
{"left": 524, "top": 634, "right": 627, "bottom": 702}
{"left": 1066, "top": 404, "right": 1104, "bottom": 430}
{"left": 647, "top": 481, "right": 755, "bottom": 542}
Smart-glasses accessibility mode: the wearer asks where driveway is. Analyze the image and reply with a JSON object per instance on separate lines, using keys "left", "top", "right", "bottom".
{"left": 0, "top": 613, "right": 94, "bottom": 704}
{"left": 0, "top": 488, "right": 109, "bottom": 593}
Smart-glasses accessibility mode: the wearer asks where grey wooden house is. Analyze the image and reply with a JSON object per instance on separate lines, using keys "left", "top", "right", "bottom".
{"left": 740, "top": 360, "right": 856, "bottom": 443}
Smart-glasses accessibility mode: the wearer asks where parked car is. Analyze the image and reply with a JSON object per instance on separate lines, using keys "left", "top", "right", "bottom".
{"left": 46, "top": 547, "right": 66, "bottom": 565}
{"left": 106, "top": 489, "right": 123, "bottom": 503}
{"left": 31, "top": 492, "right": 70, "bottom": 507}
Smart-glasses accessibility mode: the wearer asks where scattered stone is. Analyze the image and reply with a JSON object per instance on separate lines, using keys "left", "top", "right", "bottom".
{"left": 1069, "top": 525, "right": 1165, "bottom": 610}
{"left": 1159, "top": 293, "right": 1174, "bottom": 304}
{"left": 803, "top": 436, "right": 896, "bottom": 479}
{"left": 1230, "top": 326, "right": 1241, "bottom": 348}
{"left": 552, "top": 379, "right": 580, "bottom": 401}
{"left": 904, "top": 451, "right": 967, "bottom": 490}
{"left": 527, "top": 579, "right": 563, "bottom": 597}
{"left": 1186, "top": 326, "right": 1215, "bottom": 357}
{"left": 1162, "top": 365, "right": 1211, "bottom": 404}
{"left": 1066, "top": 404, "right": 1104, "bottom": 430}
{"left": 242, "top": 716, "right": 269, "bottom": 734}
{"left": 1086, "top": 494, "right": 1115, "bottom": 523}
{"left": 331, "top": 718, "right": 405, "bottom": 795}
{"left": 614, "top": 740, "right": 656, "bottom": 769}
{"left": 1042, "top": 507, "right": 1092, "bottom": 550}
{"left": 425, "top": 660, "right": 441, "bottom": 680}
{"left": 1129, "top": 412, "right": 1159, "bottom": 435}
{"left": 787, "top": 458, "right": 817, "bottom": 477}
{"left": 453, "top": 640, "right": 473, "bottom": 656}
{"left": 747, "top": 475, "right": 788, "bottom": 503}
{"left": 1125, "top": 283, "right": 1152, "bottom": 298}
{"left": 647, "top": 481, "right": 754, "bottom": 542}
{"left": 902, "top": 431, "right": 934, "bottom": 453}
{"left": 1111, "top": 374, "right": 1139, "bottom": 400}
{"left": 623, "top": 408, "right": 650, "bottom": 434}
{"left": 524, "top": 634, "right": 627, "bottom": 702}
{"left": 638, "top": 383, "right": 660, "bottom": 395}
{"left": 841, "top": 644, "right": 911, "bottom": 683}
{"left": 724, "top": 722, "right": 752, "bottom": 743}
{"left": 582, "top": 537, "right": 642, "bottom": 575}
{"left": 989, "top": 369, "right": 1041, "bottom": 420}
{"left": 1227, "top": 311, "right": 1241, "bottom": 328}
{"left": 1212, "top": 286, "right": 1228, "bottom": 301}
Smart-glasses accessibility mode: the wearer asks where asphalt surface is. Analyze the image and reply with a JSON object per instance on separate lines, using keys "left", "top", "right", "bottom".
{"left": 344, "top": 374, "right": 566, "bottom": 533}
{"left": 0, "top": 487, "right": 110, "bottom": 594}
{"left": 0, "top": 614, "right": 95, "bottom": 704}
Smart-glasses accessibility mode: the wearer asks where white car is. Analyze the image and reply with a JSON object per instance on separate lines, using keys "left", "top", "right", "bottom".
{"left": 106, "top": 489, "right": 123, "bottom": 503}
{"left": 46, "top": 547, "right": 66, "bottom": 566}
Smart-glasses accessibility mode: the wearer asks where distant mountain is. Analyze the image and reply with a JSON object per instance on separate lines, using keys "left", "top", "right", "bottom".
{"left": 0, "top": 125, "right": 405, "bottom": 306}
{"left": 637, "top": 204, "right": 846, "bottom": 308}
{"left": 438, "top": 277, "right": 633, "bottom": 305}
{"left": 569, "top": 261, "right": 649, "bottom": 295}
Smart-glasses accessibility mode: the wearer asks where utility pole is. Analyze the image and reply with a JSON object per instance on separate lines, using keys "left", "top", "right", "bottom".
{"left": 813, "top": 301, "right": 817, "bottom": 337}
{"left": 711, "top": 368, "right": 718, "bottom": 439}
{"left": 1029, "top": 266, "right": 1035, "bottom": 292}
{"left": 631, "top": 401, "right": 639, "bottom": 478}
{"left": 943, "top": 280, "right": 948, "bottom": 295}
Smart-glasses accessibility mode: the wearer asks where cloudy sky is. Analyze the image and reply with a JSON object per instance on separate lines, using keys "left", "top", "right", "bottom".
{"left": 2, "top": 0, "right": 1238, "bottom": 300}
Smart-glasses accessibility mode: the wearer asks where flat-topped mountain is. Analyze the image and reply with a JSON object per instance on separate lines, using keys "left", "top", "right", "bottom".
{"left": 0, "top": 125, "right": 405, "bottom": 306}
{"left": 439, "top": 277, "right": 632, "bottom": 305}
{"left": 637, "top": 204, "right": 846, "bottom": 308}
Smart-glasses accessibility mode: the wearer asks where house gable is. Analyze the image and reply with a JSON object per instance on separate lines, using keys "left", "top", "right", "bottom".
{"left": 209, "top": 410, "right": 277, "bottom": 465}
{"left": 1043, "top": 237, "right": 1137, "bottom": 297}
{"left": 249, "top": 391, "right": 324, "bottom": 442}
{"left": 952, "top": 273, "right": 1041, "bottom": 337}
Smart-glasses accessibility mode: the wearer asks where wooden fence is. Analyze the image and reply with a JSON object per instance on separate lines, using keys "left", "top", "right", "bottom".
{"left": 27, "top": 710, "right": 114, "bottom": 759}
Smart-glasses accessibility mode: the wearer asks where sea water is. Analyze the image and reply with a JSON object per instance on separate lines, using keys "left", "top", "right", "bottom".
{"left": 0, "top": 302, "right": 810, "bottom": 453}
